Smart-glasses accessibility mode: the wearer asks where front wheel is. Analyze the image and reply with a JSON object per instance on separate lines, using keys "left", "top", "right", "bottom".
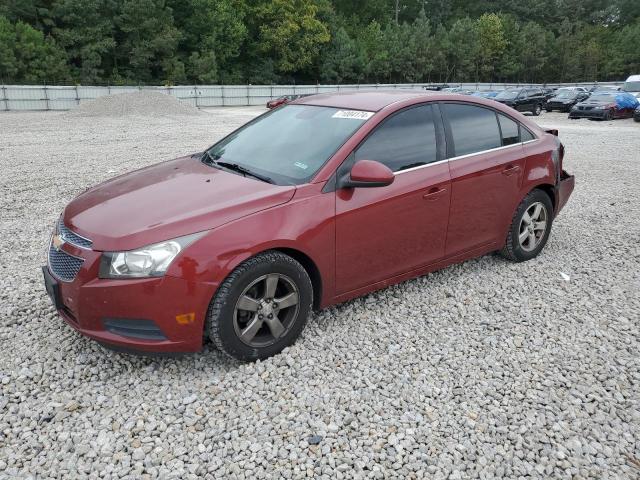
{"left": 207, "top": 251, "right": 313, "bottom": 361}
{"left": 603, "top": 109, "right": 613, "bottom": 121}
{"left": 500, "top": 190, "right": 553, "bottom": 262}
{"left": 532, "top": 104, "right": 542, "bottom": 116}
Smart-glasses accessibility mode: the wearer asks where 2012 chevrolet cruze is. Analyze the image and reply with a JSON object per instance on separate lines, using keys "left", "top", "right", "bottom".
{"left": 43, "top": 91, "right": 575, "bottom": 361}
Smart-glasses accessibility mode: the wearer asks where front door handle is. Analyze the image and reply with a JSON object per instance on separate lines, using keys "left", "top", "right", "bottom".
{"left": 502, "top": 165, "right": 521, "bottom": 176}
{"left": 423, "top": 187, "right": 447, "bottom": 201}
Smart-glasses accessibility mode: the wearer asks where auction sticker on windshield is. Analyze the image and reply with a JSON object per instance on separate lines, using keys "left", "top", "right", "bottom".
{"left": 332, "top": 110, "right": 375, "bottom": 120}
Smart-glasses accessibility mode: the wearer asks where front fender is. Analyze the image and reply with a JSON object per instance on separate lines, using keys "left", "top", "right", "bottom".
{"left": 167, "top": 185, "right": 336, "bottom": 307}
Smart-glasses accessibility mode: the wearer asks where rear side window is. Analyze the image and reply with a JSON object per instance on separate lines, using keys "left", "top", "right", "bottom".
{"left": 443, "top": 103, "right": 501, "bottom": 157}
{"left": 498, "top": 114, "right": 520, "bottom": 146}
{"left": 355, "top": 104, "right": 438, "bottom": 172}
{"left": 521, "top": 127, "right": 536, "bottom": 142}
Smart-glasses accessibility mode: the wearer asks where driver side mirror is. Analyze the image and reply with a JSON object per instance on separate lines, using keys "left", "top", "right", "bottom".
{"left": 338, "top": 159, "right": 395, "bottom": 189}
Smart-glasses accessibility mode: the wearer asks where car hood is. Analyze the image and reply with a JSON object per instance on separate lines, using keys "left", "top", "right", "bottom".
{"left": 63, "top": 155, "right": 296, "bottom": 251}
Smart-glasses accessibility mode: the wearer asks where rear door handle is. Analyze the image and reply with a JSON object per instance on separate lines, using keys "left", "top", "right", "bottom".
{"left": 502, "top": 165, "right": 521, "bottom": 176}
{"left": 423, "top": 187, "right": 447, "bottom": 201}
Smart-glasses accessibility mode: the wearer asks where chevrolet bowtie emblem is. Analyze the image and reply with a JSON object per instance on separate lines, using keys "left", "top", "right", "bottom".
{"left": 52, "top": 234, "right": 65, "bottom": 251}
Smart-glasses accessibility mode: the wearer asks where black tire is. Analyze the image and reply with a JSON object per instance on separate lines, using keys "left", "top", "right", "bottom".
{"left": 634, "top": 116, "right": 640, "bottom": 123}
{"left": 532, "top": 104, "right": 542, "bottom": 116}
{"left": 500, "top": 189, "right": 554, "bottom": 262}
{"left": 206, "top": 251, "right": 313, "bottom": 361}
{"left": 603, "top": 109, "right": 613, "bottom": 121}
{"left": 545, "top": 107, "right": 552, "bottom": 112}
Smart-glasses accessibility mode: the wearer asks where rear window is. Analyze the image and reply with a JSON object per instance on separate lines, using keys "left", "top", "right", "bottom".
{"left": 443, "top": 104, "right": 501, "bottom": 157}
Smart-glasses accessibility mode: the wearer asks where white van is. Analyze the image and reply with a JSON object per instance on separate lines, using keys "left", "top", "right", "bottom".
{"left": 623, "top": 75, "right": 640, "bottom": 98}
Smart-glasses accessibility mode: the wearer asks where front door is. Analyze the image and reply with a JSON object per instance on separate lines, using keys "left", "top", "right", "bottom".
{"left": 335, "top": 104, "right": 451, "bottom": 295}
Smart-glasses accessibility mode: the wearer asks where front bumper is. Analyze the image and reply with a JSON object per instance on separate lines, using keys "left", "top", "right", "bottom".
{"left": 43, "top": 241, "right": 217, "bottom": 353}
{"left": 546, "top": 103, "right": 572, "bottom": 112}
{"left": 568, "top": 109, "right": 608, "bottom": 119}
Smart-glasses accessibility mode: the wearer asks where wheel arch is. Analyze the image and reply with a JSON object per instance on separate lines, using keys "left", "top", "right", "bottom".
{"left": 533, "top": 183, "right": 556, "bottom": 214}
{"left": 219, "top": 245, "right": 324, "bottom": 311}
{"left": 272, "top": 247, "right": 323, "bottom": 310}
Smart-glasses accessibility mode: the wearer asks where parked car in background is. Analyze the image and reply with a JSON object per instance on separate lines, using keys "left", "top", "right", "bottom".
{"left": 545, "top": 90, "right": 590, "bottom": 112}
{"left": 442, "top": 86, "right": 474, "bottom": 95}
{"left": 556, "top": 86, "right": 589, "bottom": 93}
{"left": 423, "top": 84, "right": 450, "bottom": 91}
{"left": 541, "top": 88, "right": 556, "bottom": 100}
{"left": 43, "top": 90, "right": 574, "bottom": 360}
{"left": 494, "top": 88, "right": 546, "bottom": 115}
{"left": 591, "top": 86, "right": 622, "bottom": 94}
{"left": 266, "top": 94, "right": 311, "bottom": 109}
{"left": 472, "top": 91, "right": 500, "bottom": 98}
{"left": 568, "top": 92, "right": 636, "bottom": 120}
{"left": 623, "top": 74, "right": 640, "bottom": 98}
{"left": 634, "top": 106, "right": 640, "bottom": 122}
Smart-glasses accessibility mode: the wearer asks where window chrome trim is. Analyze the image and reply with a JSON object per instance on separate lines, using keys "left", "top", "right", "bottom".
{"left": 394, "top": 139, "right": 537, "bottom": 176}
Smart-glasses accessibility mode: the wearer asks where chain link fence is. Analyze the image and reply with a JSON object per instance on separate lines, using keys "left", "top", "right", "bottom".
{"left": 0, "top": 82, "right": 624, "bottom": 111}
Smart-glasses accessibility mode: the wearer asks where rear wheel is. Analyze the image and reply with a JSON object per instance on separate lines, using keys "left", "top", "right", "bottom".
{"left": 501, "top": 190, "right": 553, "bottom": 262}
{"left": 207, "top": 251, "right": 313, "bottom": 361}
{"left": 532, "top": 104, "right": 542, "bottom": 116}
{"left": 545, "top": 107, "right": 553, "bottom": 112}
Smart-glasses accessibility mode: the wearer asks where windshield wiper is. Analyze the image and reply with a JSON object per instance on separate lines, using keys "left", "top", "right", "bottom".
{"left": 216, "top": 161, "right": 274, "bottom": 184}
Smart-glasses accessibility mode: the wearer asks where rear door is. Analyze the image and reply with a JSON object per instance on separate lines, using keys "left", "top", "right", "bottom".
{"left": 334, "top": 104, "right": 451, "bottom": 294}
{"left": 441, "top": 103, "right": 526, "bottom": 256}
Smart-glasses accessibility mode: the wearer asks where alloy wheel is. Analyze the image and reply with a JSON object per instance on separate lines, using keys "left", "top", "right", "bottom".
{"left": 233, "top": 273, "right": 300, "bottom": 347}
{"left": 518, "top": 202, "right": 548, "bottom": 252}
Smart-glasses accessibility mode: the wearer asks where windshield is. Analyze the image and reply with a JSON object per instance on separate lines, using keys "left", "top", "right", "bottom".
{"left": 554, "top": 91, "right": 578, "bottom": 99}
{"left": 495, "top": 89, "right": 520, "bottom": 100}
{"left": 623, "top": 81, "right": 640, "bottom": 92}
{"left": 205, "top": 105, "right": 370, "bottom": 185}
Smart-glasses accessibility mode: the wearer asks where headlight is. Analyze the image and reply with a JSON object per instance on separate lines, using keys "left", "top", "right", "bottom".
{"left": 99, "top": 233, "right": 204, "bottom": 279}
{"left": 593, "top": 106, "right": 604, "bottom": 110}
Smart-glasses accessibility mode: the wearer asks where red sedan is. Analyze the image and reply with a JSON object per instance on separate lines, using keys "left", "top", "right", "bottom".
{"left": 43, "top": 91, "right": 575, "bottom": 360}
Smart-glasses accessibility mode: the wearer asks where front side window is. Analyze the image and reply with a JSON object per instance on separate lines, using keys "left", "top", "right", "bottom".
{"left": 443, "top": 103, "right": 501, "bottom": 157}
{"left": 206, "top": 105, "right": 370, "bottom": 185}
{"left": 354, "top": 104, "right": 438, "bottom": 172}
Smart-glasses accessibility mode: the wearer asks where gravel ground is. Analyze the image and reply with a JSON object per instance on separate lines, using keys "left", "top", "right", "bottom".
{"left": 0, "top": 107, "right": 639, "bottom": 479}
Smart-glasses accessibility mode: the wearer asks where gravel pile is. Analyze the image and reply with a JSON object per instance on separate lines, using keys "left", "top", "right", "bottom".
{"left": 0, "top": 109, "right": 639, "bottom": 479}
{"left": 66, "top": 91, "right": 201, "bottom": 117}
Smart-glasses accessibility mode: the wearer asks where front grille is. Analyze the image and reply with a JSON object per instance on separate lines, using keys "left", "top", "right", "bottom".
{"left": 48, "top": 244, "right": 84, "bottom": 282}
{"left": 58, "top": 219, "right": 92, "bottom": 249}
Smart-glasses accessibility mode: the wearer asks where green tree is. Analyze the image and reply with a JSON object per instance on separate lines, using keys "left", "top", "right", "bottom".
{"left": 52, "top": 0, "right": 117, "bottom": 84}
{"left": 170, "top": 0, "right": 247, "bottom": 83}
{"left": 1, "top": 17, "right": 69, "bottom": 83}
{"left": 320, "top": 26, "right": 361, "bottom": 83}
{"left": 249, "top": 0, "right": 330, "bottom": 76}
{"left": 476, "top": 13, "right": 506, "bottom": 81}
{"left": 115, "top": 0, "right": 183, "bottom": 84}
{"left": 0, "top": 16, "right": 19, "bottom": 81}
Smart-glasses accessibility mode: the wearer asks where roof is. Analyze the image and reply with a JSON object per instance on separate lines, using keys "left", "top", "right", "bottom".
{"left": 293, "top": 89, "right": 439, "bottom": 112}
